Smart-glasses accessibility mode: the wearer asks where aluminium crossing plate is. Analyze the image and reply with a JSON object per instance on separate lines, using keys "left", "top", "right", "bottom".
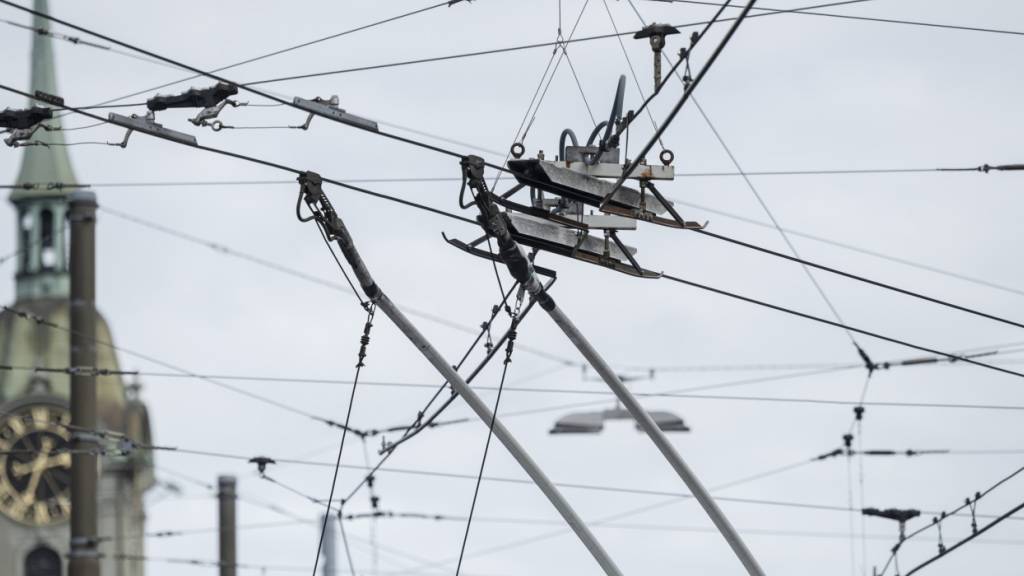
{"left": 107, "top": 112, "right": 198, "bottom": 146}
{"left": 508, "top": 159, "right": 672, "bottom": 215}
{"left": 544, "top": 160, "right": 675, "bottom": 181}
{"left": 507, "top": 212, "right": 636, "bottom": 261}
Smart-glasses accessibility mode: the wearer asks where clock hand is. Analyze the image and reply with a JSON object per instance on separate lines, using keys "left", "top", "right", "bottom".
{"left": 10, "top": 434, "right": 43, "bottom": 479}
{"left": 22, "top": 437, "right": 54, "bottom": 504}
{"left": 11, "top": 459, "right": 35, "bottom": 479}
{"left": 41, "top": 450, "right": 70, "bottom": 471}
{"left": 11, "top": 439, "right": 67, "bottom": 478}
{"left": 41, "top": 472, "right": 62, "bottom": 501}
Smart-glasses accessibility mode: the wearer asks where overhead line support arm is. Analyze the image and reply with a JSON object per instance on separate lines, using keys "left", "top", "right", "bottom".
{"left": 294, "top": 171, "right": 624, "bottom": 576}
{"left": 461, "top": 155, "right": 767, "bottom": 576}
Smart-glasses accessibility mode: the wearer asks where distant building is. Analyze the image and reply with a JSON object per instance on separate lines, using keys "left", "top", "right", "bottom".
{"left": 0, "top": 2, "right": 155, "bottom": 575}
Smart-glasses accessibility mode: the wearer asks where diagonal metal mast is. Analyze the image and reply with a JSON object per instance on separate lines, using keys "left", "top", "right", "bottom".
{"left": 462, "top": 156, "right": 767, "bottom": 576}
{"left": 294, "top": 171, "right": 624, "bottom": 576}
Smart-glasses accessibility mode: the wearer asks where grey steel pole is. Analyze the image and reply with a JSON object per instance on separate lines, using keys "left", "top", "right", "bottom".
{"left": 218, "top": 476, "right": 237, "bottom": 576}
{"left": 68, "top": 190, "right": 99, "bottom": 576}
{"left": 297, "top": 172, "right": 623, "bottom": 576}
{"left": 462, "top": 156, "right": 767, "bottom": 576}
{"left": 320, "top": 513, "right": 336, "bottom": 576}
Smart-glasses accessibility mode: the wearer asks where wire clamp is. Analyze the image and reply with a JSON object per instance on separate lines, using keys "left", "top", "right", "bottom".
{"left": 1, "top": 106, "right": 53, "bottom": 147}
{"left": 249, "top": 456, "right": 276, "bottom": 476}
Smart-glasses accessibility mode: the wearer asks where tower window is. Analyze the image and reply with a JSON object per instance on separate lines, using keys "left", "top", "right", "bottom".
{"left": 40, "top": 209, "right": 55, "bottom": 270}
{"left": 25, "top": 546, "right": 61, "bottom": 576}
{"left": 19, "top": 210, "right": 30, "bottom": 271}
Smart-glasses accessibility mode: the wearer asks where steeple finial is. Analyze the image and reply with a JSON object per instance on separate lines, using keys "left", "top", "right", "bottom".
{"left": 12, "top": 0, "right": 79, "bottom": 195}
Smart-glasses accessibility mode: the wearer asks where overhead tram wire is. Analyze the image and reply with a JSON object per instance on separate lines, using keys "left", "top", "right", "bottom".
{"left": 659, "top": 272, "right": 1024, "bottom": 380}
{"left": 336, "top": 283, "right": 542, "bottom": 507}
{"left": 20, "top": 176, "right": 1024, "bottom": 309}
{"left": 633, "top": 2, "right": 1024, "bottom": 335}
{"left": 1, "top": 17, "right": 181, "bottom": 70}
{"left": 0, "top": 0, "right": 491, "bottom": 164}
{"left": 12, "top": 0, "right": 1024, "bottom": 266}
{"left": 1, "top": 0, "right": 898, "bottom": 162}
{"left": 875, "top": 463, "right": 1024, "bottom": 576}
{"left": 108, "top": 510, "right": 1024, "bottom": 547}
{"left": 7, "top": 12, "right": 1024, "bottom": 346}
{"left": 700, "top": 97, "right": 868, "bottom": 353}
{"left": 21, "top": 438, "right": 1024, "bottom": 523}
{"left": 599, "top": 0, "right": 673, "bottom": 145}
{"left": 669, "top": 196, "right": 1024, "bottom": 299}
{"left": 6, "top": 75, "right": 1023, "bottom": 358}
{"left": 69, "top": 441, "right": 935, "bottom": 517}
{"left": 0, "top": 304, "right": 375, "bottom": 438}
{"left": 39, "top": 0, "right": 463, "bottom": 119}
{"left": 0, "top": 84, "right": 477, "bottom": 228}
{"left": 97, "top": 205, "right": 576, "bottom": 367}
{"left": 12, "top": 171, "right": 1022, "bottom": 298}
{"left": 495, "top": 0, "right": 593, "bottom": 185}
{"left": 656, "top": 0, "right": 1024, "bottom": 38}
{"left": 235, "top": 0, "right": 1017, "bottom": 87}
{"left": 8, "top": 160, "right": 1018, "bottom": 188}
{"left": 604, "top": 0, "right": 756, "bottom": 210}
{"left": 311, "top": 304, "right": 376, "bottom": 576}
{"left": 112, "top": 188, "right": 1024, "bottom": 372}
{"left": 14, "top": 361, "right": 1024, "bottom": 414}
{"left": 626, "top": 2, "right": 865, "bottom": 358}
{"left": 13, "top": 0, "right": 1021, "bottom": 124}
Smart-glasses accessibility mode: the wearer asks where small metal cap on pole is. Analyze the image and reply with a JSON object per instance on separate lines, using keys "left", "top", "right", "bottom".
{"left": 634, "top": 23, "right": 680, "bottom": 90}
{"left": 218, "top": 475, "right": 237, "bottom": 576}
{"left": 68, "top": 189, "right": 99, "bottom": 576}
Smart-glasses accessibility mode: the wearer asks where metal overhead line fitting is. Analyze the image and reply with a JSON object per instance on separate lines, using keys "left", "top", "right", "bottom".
{"left": 634, "top": 22, "right": 681, "bottom": 89}
{"left": 0, "top": 103, "right": 54, "bottom": 146}
{"left": 457, "top": 155, "right": 766, "bottom": 576}
{"left": 453, "top": 77, "right": 694, "bottom": 278}
{"left": 293, "top": 171, "right": 625, "bottom": 576}
{"left": 144, "top": 81, "right": 255, "bottom": 131}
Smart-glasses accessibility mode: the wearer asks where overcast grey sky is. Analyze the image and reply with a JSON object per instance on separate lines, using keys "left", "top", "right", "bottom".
{"left": 3, "top": 1, "right": 1024, "bottom": 575}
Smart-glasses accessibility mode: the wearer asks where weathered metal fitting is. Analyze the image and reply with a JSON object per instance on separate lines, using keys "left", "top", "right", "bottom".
{"left": 292, "top": 96, "right": 379, "bottom": 132}
{"left": 108, "top": 112, "right": 198, "bottom": 147}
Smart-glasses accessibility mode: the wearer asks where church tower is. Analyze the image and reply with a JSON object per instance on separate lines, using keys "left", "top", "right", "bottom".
{"left": 0, "top": 2, "right": 155, "bottom": 575}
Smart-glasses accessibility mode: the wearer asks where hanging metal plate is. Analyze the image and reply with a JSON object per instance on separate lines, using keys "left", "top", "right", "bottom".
{"left": 548, "top": 160, "right": 675, "bottom": 181}
{"left": 507, "top": 159, "right": 671, "bottom": 215}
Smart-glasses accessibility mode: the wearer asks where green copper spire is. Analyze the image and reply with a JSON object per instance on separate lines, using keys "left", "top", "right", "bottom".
{"left": 11, "top": 0, "right": 78, "bottom": 197}
{"left": 9, "top": 0, "right": 76, "bottom": 300}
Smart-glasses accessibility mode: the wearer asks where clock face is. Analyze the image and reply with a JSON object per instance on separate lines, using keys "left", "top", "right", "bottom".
{"left": 0, "top": 402, "right": 72, "bottom": 526}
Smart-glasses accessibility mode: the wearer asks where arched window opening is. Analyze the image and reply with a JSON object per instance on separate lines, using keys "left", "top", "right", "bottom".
{"left": 19, "top": 209, "right": 31, "bottom": 272}
{"left": 39, "top": 209, "right": 55, "bottom": 270}
{"left": 25, "top": 546, "right": 61, "bottom": 576}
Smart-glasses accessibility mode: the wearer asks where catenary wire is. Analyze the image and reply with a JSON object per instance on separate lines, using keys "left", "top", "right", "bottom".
{"left": 691, "top": 96, "right": 867, "bottom": 354}
{"left": 0, "top": 82, "right": 478, "bottom": 227}
{"left": 37, "top": 0, "right": 463, "bottom": 120}
{"left": 669, "top": 196, "right": 1024, "bottom": 299}
{"left": 629, "top": 0, "right": 862, "bottom": 355}
{"left": 96, "top": 205, "right": 573, "bottom": 363}
{"left": 19, "top": 440, "right": 1024, "bottom": 528}
{"left": 660, "top": 273, "right": 1024, "bottom": 380}
{"left": 312, "top": 303, "right": 376, "bottom": 576}
{"left": 235, "top": 0, "right": 1024, "bottom": 86}
{"left": 9, "top": 85, "right": 1024, "bottom": 341}
{"left": 9, "top": 174, "right": 1020, "bottom": 301}
{"left": 657, "top": 0, "right": 1024, "bottom": 37}
{"left": 454, "top": 301, "right": 522, "bottom": 576}
{"left": 0, "top": 304, "right": 372, "bottom": 437}
{"left": 18, "top": 8, "right": 1006, "bottom": 352}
